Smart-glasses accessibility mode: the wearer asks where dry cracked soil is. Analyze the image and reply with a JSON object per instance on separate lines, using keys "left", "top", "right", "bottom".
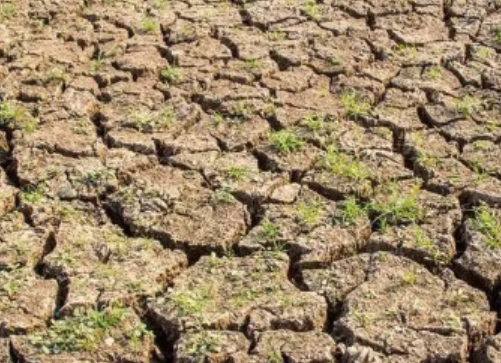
{"left": 1, "top": 0, "right": 501, "bottom": 362}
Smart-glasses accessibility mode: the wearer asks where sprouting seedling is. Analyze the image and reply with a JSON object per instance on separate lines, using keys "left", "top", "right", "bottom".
{"left": 244, "top": 58, "right": 260, "bottom": 72}
{"left": 140, "top": 16, "right": 159, "bottom": 33}
{"left": 454, "top": 95, "right": 483, "bottom": 116}
{"left": 495, "top": 28, "right": 501, "bottom": 44}
{"left": 302, "top": 114, "right": 324, "bottom": 132}
{"left": 471, "top": 204, "right": 501, "bottom": 250}
{"left": 226, "top": 166, "right": 249, "bottom": 181}
{"left": 160, "top": 65, "right": 181, "bottom": 84}
{"left": 270, "top": 131, "right": 305, "bottom": 154}
{"left": 0, "top": 4, "right": 15, "bottom": 21}
{"left": 302, "top": 0, "right": 319, "bottom": 19}
{"left": 340, "top": 91, "right": 372, "bottom": 118}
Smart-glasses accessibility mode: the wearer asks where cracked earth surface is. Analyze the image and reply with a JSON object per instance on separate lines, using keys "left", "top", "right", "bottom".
{"left": 1, "top": 0, "right": 501, "bottom": 362}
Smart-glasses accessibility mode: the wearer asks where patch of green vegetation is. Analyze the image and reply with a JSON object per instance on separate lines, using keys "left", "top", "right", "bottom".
{"left": 78, "top": 168, "right": 115, "bottom": 187}
{"left": 20, "top": 184, "right": 45, "bottom": 204}
{"left": 0, "top": 4, "right": 15, "bottom": 21}
{"left": 370, "top": 183, "right": 423, "bottom": 229}
{"left": 401, "top": 270, "right": 417, "bottom": 285}
{"left": 260, "top": 218, "right": 280, "bottom": 243}
{"left": 337, "top": 196, "right": 367, "bottom": 226}
{"left": 244, "top": 58, "right": 260, "bottom": 72}
{"left": 1, "top": 272, "right": 19, "bottom": 297}
{"left": 140, "top": 17, "right": 159, "bottom": 33}
{"left": 267, "top": 349, "right": 283, "bottom": 363}
{"left": 226, "top": 166, "right": 249, "bottom": 181}
{"left": 45, "top": 67, "right": 70, "bottom": 85}
{"left": 233, "top": 101, "right": 254, "bottom": 121}
{"left": 169, "top": 283, "right": 218, "bottom": 316}
{"left": 212, "top": 189, "right": 236, "bottom": 205}
{"left": 297, "top": 202, "right": 323, "bottom": 226}
{"left": 302, "top": 0, "right": 319, "bottom": 19}
{"left": 302, "top": 114, "right": 324, "bottom": 132}
{"left": 153, "top": 0, "right": 167, "bottom": 9}
{"left": 454, "top": 95, "right": 483, "bottom": 116}
{"left": 268, "top": 31, "right": 286, "bottom": 42}
{"left": 270, "top": 131, "right": 305, "bottom": 154}
{"left": 126, "top": 107, "right": 175, "bottom": 131}
{"left": 352, "top": 308, "right": 373, "bottom": 328}
{"left": 160, "top": 65, "right": 181, "bottom": 84}
{"left": 213, "top": 113, "right": 224, "bottom": 125}
{"left": 416, "top": 151, "right": 440, "bottom": 168}
{"left": 340, "top": 91, "right": 372, "bottom": 118}
{"left": 0, "top": 101, "right": 38, "bottom": 133}
{"left": 28, "top": 307, "right": 151, "bottom": 354}
{"left": 495, "top": 28, "right": 501, "bottom": 44}
{"left": 425, "top": 66, "right": 442, "bottom": 80}
{"left": 394, "top": 44, "right": 417, "bottom": 58}
{"left": 472, "top": 140, "right": 493, "bottom": 151}
{"left": 322, "top": 148, "right": 370, "bottom": 181}
{"left": 185, "top": 332, "right": 221, "bottom": 360}
{"left": 471, "top": 204, "right": 501, "bottom": 250}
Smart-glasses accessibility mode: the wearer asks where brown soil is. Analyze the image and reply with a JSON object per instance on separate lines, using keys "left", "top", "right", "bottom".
{"left": 1, "top": 0, "right": 501, "bottom": 362}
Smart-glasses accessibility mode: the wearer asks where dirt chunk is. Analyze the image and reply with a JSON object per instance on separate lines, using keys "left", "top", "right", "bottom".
{"left": 41, "top": 204, "right": 187, "bottom": 313}
{"left": 0, "top": 266, "right": 58, "bottom": 336}
{"left": 106, "top": 164, "right": 248, "bottom": 255}
{"left": 148, "top": 252, "right": 327, "bottom": 340}
{"left": 11, "top": 306, "right": 153, "bottom": 363}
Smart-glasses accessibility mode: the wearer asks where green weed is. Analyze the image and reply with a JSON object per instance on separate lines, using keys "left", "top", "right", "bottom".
{"left": 140, "top": 17, "right": 159, "bottom": 33}
{"left": 169, "top": 283, "right": 217, "bottom": 316}
{"left": 260, "top": 218, "right": 280, "bottom": 242}
{"left": 340, "top": 91, "right": 372, "bottom": 118}
{"left": 337, "top": 197, "right": 367, "bottom": 226}
{"left": 370, "top": 183, "right": 423, "bottom": 229}
{"left": 0, "top": 4, "right": 15, "bottom": 21}
{"left": 302, "top": 114, "right": 324, "bottom": 132}
{"left": 303, "top": 0, "right": 319, "bottom": 19}
{"left": 126, "top": 107, "right": 175, "bottom": 131}
{"left": 0, "top": 101, "right": 37, "bottom": 133}
{"left": 471, "top": 204, "right": 501, "bottom": 250}
{"left": 297, "top": 202, "right": 323, "bottom": 226}
{"left": 160, "top": 65, "right": 181, "bottom": 84}
{"left": 244, "top": 58, "right": 260, "bottom": 72}
{"left": 401, "top": 270, "right": 417, "bottom": 285}
{"left": 322, "top": 148, "right": 370, "bottom": 181}
{"left": 270, "top": 131, "right": 305, "bottom": 154}
{"left": 495, "top": 28, "right": 501, "bottom": 44}
{"left": 28, "top": 307, "right": 151, "bottom": 354}
{"left": 425, "top": 66, "right": 442, "bottom": 80}
{"left": 454, "top": 95, "right": 483, "bottom": 116}
{"left": 185, "top": 332, "right": 221, "bottom": 360}
{"left": 20, "top": 184, "right": 45, "bottom": 204}
{"left": 226, "top": 166, "right": 249, "bottom": 181}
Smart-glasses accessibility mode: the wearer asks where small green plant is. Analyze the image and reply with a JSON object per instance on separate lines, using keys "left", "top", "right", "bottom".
{"left": 27, "top": 307, "right": 150, "bottom": 354}
{"left": 0, "top": 4, "right": 15, "bottom": 21}
{"left": 90, "top": 51, "right": 105, "bottom": 72}
{"left": 322, "top": 148, "right": 370, "bottom": 181}
{"left": 302, "top": 114, "right": 324, "bottom": 132}
{"left": 153, "top": 0, "right": 167, "bottom": 9}
{"left": 401, "top": 270, "right": 417, "bottom": 285}
{"left": 260, "top": 218, "right": 280, "bottom": 242}
{"left": 303, "top": 0, "right": 319, "bottom": 19}
{"left": 169, "top": 283, "right": 217, "bottom": 316}
{"left": 233, "top": 101, "right": 254, "bottom": 121}
{"left": 78, "top": 169, "right": 114, "bottom": 187}
{"left": 212, "top": 189, "right": 235, "bottom": 205}
{"left": 270, "top": 131, "right": 305, "bottom": 154}
{"left": 416, "top": 151, "right": 440, "bottom": 168}
{"left": 213, "top": 113, "right": 224, "bottom": 124}
{"left": 160, "top": 65, "right": 181, "bottom": 84}
{"left": 267, "top": 349, "right": 283, "bottom": 363}
{"left": 337, "top": 197, "right": 366, "bottom": 226}
{"left": 394, "top": 44, "right": 417, "bottom": 58}
{"left": 0, "top": 101, "right": 37, "bottom": 133}
{"left": 226, "top": 166, "right": 249, "bottom": 181}
{"left": 454, "top": 95, "right": 483, "bottom": 116}
{"left": 1, "top": 273, "right": 19, "bottom": 297}
{"left": 140, "top": 16, "right": 159, "bottom": 33}
{"left": 473, "top": 140, "right": 493, "bottom": 151}
{"left": 495, "top": 28, "right": 501, "bottom": 44}
{"left": 471, "top": 204, "right": 501, "bottom": 250}
{"left": 244, "top": 58, "right": 260, "bottom": 72}
{"left": 425, "top": 66, "right": 442, "bottom": 80}
{"left": 185, "top": 332, "right": 221, "bottom": 360}
{"left": 126, "top": 107, "right": 175, "bottom": 131}
{"left": 45, "top": 67, "right": 70, "bottom": 85}
{"left": 370, "top": 183, "right": 423, "bottom": 229}
{"left": 268, "top": 31, "right": 286, "bottom": 41}
{"left": 21, "top": 184, "right": 45, "bottom": 204}
{"left": 297, "top": 202, "right": 323, "bottom": 226}
{"left": 340, "top": 91, "right": 372, "bottom": 118}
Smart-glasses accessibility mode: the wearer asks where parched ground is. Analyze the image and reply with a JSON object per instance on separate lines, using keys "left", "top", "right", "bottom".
{"left": 1, "top": 0, "right": 501, "bottom": 362}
